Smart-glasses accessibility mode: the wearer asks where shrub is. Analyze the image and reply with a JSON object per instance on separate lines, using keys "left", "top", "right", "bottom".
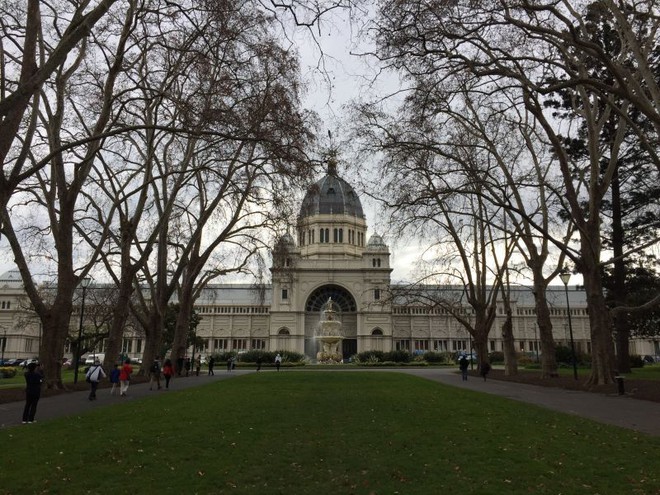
{"left": 384, "top": 350, "right": 412, "bottom": 363}
{"left": 629, "top": 355, "right": 645, "bottom": 369}
{"left": 355, "top": 351, "right": 385, "bottom": 363}
{"left": 488, "top": 351, "right": 504, "bottom": 363}
{"left": 422, "top": 351, "right": 445, "bottom": 364}
{"left": 0, "top": 367, "right": 17, "bottom": 378}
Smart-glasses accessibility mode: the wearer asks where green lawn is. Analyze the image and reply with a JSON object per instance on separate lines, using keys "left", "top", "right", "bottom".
{"left": 1, "top": 372, "right": 659, "bottom": 494}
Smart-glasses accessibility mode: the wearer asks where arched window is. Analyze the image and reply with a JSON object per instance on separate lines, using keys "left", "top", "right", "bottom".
{"left": 372, "top": 328, "right": 383, "bottom": 336}
{"left": 278, "top": 328, "right": 290, "bottom": 335}
{"left": 305, "top": 284, "right": 357, "bottom": 312}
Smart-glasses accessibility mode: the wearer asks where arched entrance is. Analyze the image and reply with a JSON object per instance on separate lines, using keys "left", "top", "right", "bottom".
{"left": 304, "top": 284, "right": 357, "bottom": 360}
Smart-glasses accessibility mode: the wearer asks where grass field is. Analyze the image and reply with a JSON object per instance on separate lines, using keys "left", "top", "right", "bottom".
{"left": 1, "top": 372, "right": 659, "bottom": 494}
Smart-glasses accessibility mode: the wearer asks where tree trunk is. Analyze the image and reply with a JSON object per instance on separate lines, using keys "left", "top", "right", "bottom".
{"left": 104, "top": 281, "right": 133, "bottom": 370}
{"left": 501, "top": 313, "right": 518, "bottom": 376}
{"left": 39, "top": 306, "right": 73, "bottom": 390}
{"left": 140, "top": 311, "right": 163, "bottom": 376}
{"left": 581, "top": 252, "right": 616, "bottom": 385}
{"left": 172, "top": 297, "right": 194, "bottom": 375}
{"left": 532, "top": 277, "right": 559, "bottom": 378}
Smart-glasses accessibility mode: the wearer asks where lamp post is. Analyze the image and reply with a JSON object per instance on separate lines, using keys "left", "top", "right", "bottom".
{"left": 1, "top": 330, "right": 6, "bottom": 363}
{"left": 73, "top": 277, "right": 92, "bottom": 384}
{"left": 559, "top": 271, "right": 578, "bottom": 380}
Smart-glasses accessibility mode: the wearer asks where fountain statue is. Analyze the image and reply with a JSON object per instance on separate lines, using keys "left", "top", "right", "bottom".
{"left": 316, "top": 297, "right": 344, "bottom": 363}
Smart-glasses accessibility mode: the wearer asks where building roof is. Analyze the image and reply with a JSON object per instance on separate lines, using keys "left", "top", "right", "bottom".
{"left": 298, "top": 160, "right": 365, "bottom": 219}
{"left": 0, "top": 270, "right": 23, "bottom": 288}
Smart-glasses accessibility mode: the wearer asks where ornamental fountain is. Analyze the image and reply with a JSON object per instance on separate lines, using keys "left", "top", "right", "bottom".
{"left": 315, "top": 297, "right": 344, "bottom": 363}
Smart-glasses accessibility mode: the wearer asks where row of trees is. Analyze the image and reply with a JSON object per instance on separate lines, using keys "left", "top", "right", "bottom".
{"left": 350, "top": 0, "right": 659, "bottom": 384}
{"left": 0, "top": 1, "right": 328, "bottom": 388}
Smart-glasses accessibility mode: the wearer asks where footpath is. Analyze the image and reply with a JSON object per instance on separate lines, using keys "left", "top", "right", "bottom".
{"left": 1, "top": 368, "right": 659, "bottom": 437}
{"left": 398, "top": 368, "right": 660, "bottom": 437}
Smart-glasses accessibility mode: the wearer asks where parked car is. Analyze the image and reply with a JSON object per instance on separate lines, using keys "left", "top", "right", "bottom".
{"left": 4, "top": 358, "right": 26, "bottom": 367}
{"left": 84, "top": 353, "right": 105, "bottom": 365}
{"left": 642, "top": 355, "right": 660, "bottom": 364}
{"left": 20, "top": 358, "right": 38, "bottom": 368}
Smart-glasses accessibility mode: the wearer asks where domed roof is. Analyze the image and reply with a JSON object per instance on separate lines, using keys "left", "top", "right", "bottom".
{"left": 299, "top": 159, "right": 364, "bottom": 219}
{"left": 367, "top": 234, "right": 388, "bottom": 251}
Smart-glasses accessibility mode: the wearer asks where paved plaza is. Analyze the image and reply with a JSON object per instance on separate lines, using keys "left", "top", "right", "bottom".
{"left": 1, "top": 368, "right": 658, "bottom": 436}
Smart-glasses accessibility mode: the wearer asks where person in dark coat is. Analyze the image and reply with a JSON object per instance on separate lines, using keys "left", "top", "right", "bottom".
{"left": 480, "top": 362, "right": 492, "bottom": 381}
{"left": 208, "top": 356, "right": 215, "bottom": 376}
{"left": 458, "top": 354, "right": 469, "bottom": 381}
{"left": 22, "top": 362, "right": 43, "bottom": 423}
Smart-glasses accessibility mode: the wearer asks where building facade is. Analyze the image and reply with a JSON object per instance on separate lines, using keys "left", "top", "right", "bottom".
{"left": 1, "top": 163, "right": 658, "bottom": 362}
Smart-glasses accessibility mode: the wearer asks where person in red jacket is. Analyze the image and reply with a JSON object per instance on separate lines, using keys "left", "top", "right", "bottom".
{"left": 162, "top": 359, "right": 174, "bottom": 389}
{"left": 119, "top": 358, "right": 133, "bottom": 397}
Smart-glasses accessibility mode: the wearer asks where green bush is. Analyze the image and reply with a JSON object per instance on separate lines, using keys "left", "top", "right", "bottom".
{"left": 0, "top": 367, "right": 18, "bottom": 378}
{"left": 629, "top": 355, "right": 645, "bottom": 368}
{"left": 488, "top": 351, "right": 504, "bottom": 363}
{"left": 384, "top": 350, "right": 412, "bottom": 363}
{"left": 422, "top": 351, "right": 446, "bottom": 363}
{"left": 355, "top": 351, "right": 385, "bottom": 363}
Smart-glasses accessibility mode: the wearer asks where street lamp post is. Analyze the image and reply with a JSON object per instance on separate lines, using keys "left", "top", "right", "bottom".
{"left": 73, "top": 277, "right": 92, "bottom": 384}
{"left": 559, "top": 272, "right": 578, "bottom": 380}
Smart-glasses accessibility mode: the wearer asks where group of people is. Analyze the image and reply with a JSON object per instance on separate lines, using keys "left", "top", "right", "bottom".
{"left": 458, "top": 354, "right": 491, "bottom": 381}
{"left": 23, "top": 352, "right": 284, "bottom": 424}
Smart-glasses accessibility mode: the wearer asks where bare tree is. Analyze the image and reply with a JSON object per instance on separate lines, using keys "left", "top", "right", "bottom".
{"left": 0, "top": 2, "right": 138, "bottom": 388}
{"left": 361, "top": 0, "right": 660, "bottom": 384}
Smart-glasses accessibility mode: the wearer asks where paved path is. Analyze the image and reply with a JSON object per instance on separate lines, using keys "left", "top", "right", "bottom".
{"left": 1, "top": 368, "right": 659, "bottom": 437}
{"left": 396, "top": 368, "right": 660, "bottom": 437}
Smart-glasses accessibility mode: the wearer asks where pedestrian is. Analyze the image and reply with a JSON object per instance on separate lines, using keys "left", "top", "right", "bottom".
{"left": 109, "top": 364, "right": 120, "bottom": 395}
{"left": 195, "top": 355, "right": 201, "bottom": 376}
{"left": 256, "top": 356, "right": 262, "bottom": 372}
{"left": 162, "top": 359, "right": 174, "bottom": 389}
{"left": 176, "top": 357, "right": 184, "bottom": 376}
{"left": 149, "top": 356, "right": 162, "bottom": 390}
{"left": 119, "top": 358, "right": 133, "bottom": 397}
{"left": 226, "top": 356, "right": 232, "bottom": 372}
{"left": 459, "top": 354, "right": 469, "bottom": 381}
{"left": 185, "top": 357, "right": 191, "bottom": 377}
{"left": 85, "top": 358, "right": 106, "bottom": 401}
{"left": 480, "top": 362, "right": 491, "bottom": 381}
{"left": 275, "top": 353, "right": 282, "bottom": 371}
{"left": 208, "top": 356, "right": 215, "bottom": 376}
{"left": 22, "top": 362, "right": 43, "bottom": 424}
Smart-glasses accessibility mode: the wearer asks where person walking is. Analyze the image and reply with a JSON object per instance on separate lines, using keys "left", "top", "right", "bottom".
{"left": 274, "top": 353, "right": 282, "bottom": 371}
{"left": 256, "top": 356, "right": 262, "bottom": 372}
{"left": 85, "top": 358, "right": 106, "bottom": 401}
{"left": 459, "top": 354, "right": 469, "bottom": 381}
{"left": 195, "top": 355, "right": 201, "bottom": 376}
{"left": 22, "top": 362, "right": 43, "bottom": 424}
{"left": 226, "top": 356, "right": 232, "bottom": 372}
{"left": 162, "top": 359, "right": 174, "bottom": 389}
{"left": 208, "top": 356, "right": 215, "bottom": 376}
{"left": 480, "top": 362, "right": 491, "bottom": 382}
{"left": 149, "top": 356, "right": 162, "bottom": 390}
{"left": 119, "top": 358, "right": 133, "bottom": 397}
{"left": 109, "top": 364, "right": 120, "bottom": 395}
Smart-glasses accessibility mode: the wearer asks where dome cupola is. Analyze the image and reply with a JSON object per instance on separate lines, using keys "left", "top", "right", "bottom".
{"left": 298, "top": 157, "right": 364, "bottom": 220}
